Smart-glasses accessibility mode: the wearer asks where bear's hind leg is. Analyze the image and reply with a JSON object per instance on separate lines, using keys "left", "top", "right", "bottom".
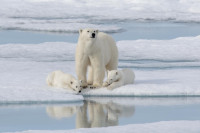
{"left": 89, "top": 55, "right": 105, "bottom": 88}
{"left": 106, "top": 61, "right": 118, "bottom": 71}
{"left": 92, "top": 67, "right": 105, "bottom": 87}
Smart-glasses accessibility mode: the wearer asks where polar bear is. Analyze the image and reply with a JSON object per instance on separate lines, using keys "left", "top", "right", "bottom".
{"left": 103, "top": 69, "right": 135, "bottom": 90}
{"left": 76, "top": 28, "right": 118, "bottom": 88}
{"left": 46, "top": 70, "right": 82, "bottom": 93}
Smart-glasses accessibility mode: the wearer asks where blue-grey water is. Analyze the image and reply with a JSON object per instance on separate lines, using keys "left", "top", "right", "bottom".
{"left": 1, "top": 21, "right": 200, "bottom": 44}
{"left": 0, "top": 97, "right": 200, "bottom": 132}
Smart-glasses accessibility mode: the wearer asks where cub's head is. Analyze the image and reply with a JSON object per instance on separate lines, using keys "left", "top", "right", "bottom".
{"left": 70, "top": 80, "right": 83, "bottom": 93}
{"left": 107, "top": 70, "right": 120, "bottom": 85}
{"left": 79, "top": 28, "right": 99, "bottom": 41}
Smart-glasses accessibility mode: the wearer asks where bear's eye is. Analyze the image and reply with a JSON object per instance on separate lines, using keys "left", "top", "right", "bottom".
{"left": 87, "top": 31, "right": 89, "bottom": 32}
{"left": 94, "top": 31, "right": 95, "bottom": 32}
{"left": 76, "top": 86, "right": 78, "bottom": 88}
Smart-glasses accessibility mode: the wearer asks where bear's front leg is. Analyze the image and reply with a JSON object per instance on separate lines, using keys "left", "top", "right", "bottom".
{"left": 103, "top": 81, "right": 109, "bottom": 87}
{"left": 107, "top": 80, "right": 123, "bottom": 90}
{"left": 76, "top": 55, "right": 89, "bottom": 88}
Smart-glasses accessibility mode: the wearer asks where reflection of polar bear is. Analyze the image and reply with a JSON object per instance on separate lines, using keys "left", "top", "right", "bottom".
{"left": 46, "top": 70, "right": 82, "bottom": 93}
{"left": 103, "top": 69, "right": 135, "bottom": 90}
{"left": 46, "top": 106, "right": 77, "bottom": 119}
{"left": 75, "top": 101, "right": 135, "bottom": 128}
{"left": 76, "top": 103, "right": 91, "bottom": 128}
{"left": 76, "top": 101, "right": 118, "bottom": 128}
{"left": 89, "top": 103, "right": 108, "bottom": 127}
{"left": 106, "top": 102, "right": 135, "bottom": 120}
{"left": 76, "top": 29, "right": 118, "bottom": 88}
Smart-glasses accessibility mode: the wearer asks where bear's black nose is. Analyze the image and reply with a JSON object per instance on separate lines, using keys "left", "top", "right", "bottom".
{"left": 79, "top": 90, "right": 81, "bottom": 93}
{"left": 92, "top": 33, "right": 95, "bottom": 38}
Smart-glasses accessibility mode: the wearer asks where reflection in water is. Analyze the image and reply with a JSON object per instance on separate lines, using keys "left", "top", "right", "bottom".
{"left": 46, "top": 106, "right": 77, "bottom": 119}
{"left": 46, "top": 100, "right": 135, "bottom": 128}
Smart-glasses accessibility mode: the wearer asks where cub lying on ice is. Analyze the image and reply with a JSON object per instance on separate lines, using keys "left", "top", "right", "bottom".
{"left": 103, "top": 69, "right": 135, "bottom": 90}
{"left": 46, "top": 70, "right": 82, "bottom": 93}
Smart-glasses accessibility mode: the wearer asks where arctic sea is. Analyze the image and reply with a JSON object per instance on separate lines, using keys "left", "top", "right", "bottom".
{"left": 1, "top": 20, "right": 200, "bottom": 133}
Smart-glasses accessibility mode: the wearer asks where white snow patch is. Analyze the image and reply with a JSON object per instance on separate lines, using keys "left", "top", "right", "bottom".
{"left": 81, "top": 69, "right": 200, "bottom": 96}
{"left": 0, "top": 60, "right": 83, "bottom": 103}
{"left": 4, "top": 121, "right": 200, "bottom": 133}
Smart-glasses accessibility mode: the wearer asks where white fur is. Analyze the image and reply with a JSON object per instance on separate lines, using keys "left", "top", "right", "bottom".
{"left": 76, "top": 28, "right": 118, "bottom": 87}
{"left": 103, "top": 69, "right": 135, "bottom": 90}
{"left": 46, "top": 70, "right": 82, "bottom": 93}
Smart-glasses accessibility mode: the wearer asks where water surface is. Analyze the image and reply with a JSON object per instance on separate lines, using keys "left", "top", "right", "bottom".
{"left": 1, "top": 21, "right": 200, "bottom": 44}
{"left": 1, "top": 97, "right": 200, "bottom": 132}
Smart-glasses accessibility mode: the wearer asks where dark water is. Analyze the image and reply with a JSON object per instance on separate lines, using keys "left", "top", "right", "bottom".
{"left": 0, "top": 97, "right": 200, "bottom": 132}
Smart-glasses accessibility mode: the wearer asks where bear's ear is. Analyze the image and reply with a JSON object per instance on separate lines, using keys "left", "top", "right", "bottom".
{"left": 116, "top": 72, "right": 118, "bottom": 75}
{"left": 70, "top": 81, "right": 73, "bottom": 84}
{"left": 96, "top": 30, "right": 99, "bottom": 33}
{"left": 79, "top": 29, "right": 83, "bottom": 34}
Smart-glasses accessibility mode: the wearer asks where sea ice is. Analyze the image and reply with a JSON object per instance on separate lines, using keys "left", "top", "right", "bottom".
{"left": 1, "top": 36, "right": 200, "bottom": 101}
{"left": 0, "top": 0, "right": 200, "bottom": 32}
{"left": 4, "top": 120, "right": 200, "bottom": 133}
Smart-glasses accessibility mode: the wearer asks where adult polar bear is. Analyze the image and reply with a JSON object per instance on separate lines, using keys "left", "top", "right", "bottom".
{"left": 76, "top": 28, "right": 118, "bottom": 88}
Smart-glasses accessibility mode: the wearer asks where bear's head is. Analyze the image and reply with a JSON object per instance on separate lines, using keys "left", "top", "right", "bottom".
{"left": 70, "top": 80, "right": 83, "bottom": 93}
{"left": 106, "top": 70, "right": 120, "bottom": 85}
{"left": 79, "top": 28, "right": 99, "bottom": 41}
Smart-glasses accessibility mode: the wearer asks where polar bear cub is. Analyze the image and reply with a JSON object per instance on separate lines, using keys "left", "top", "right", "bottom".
{"left": 103, "top": 69, "right": 135, "bottom": 90}
{"left": 46, "top": 70, "right": 82, "bottom": 93}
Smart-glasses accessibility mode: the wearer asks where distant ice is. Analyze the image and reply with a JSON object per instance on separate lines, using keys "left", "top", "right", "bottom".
{"left": 118, "top": 36, "right": 200, "bottom": 69}
{"left": 0, "top": 0, "right": 200, "bottom": 33}
{"left": 4, "top": 120, "right": 200, "bottom": 133}
{"left": 0, "top": 17, "right": 122, "bottom": 33}
{"left": 0, "top": 36, "right": 200, "bottom": 102}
